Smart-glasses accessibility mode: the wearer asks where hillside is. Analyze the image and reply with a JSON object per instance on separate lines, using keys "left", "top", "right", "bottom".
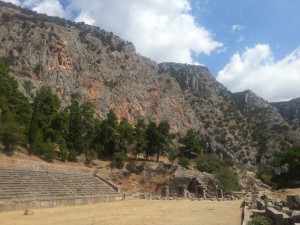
{"left": 0, "top": 1, "right": 300, "bottom": 168}
{"left": 271, "top": 98, "right": 300, "bottom": 126}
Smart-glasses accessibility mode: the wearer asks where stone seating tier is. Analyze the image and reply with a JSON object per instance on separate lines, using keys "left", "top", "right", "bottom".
{"left": 0, "top": 167, "right": 119, "bottom": 203}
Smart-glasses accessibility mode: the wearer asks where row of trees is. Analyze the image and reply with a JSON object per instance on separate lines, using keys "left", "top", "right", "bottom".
{"left": 25, "top": 88, "right": 177, "bottom": 163}
{"left": 0, "top": 58, "right": 204, "bottom": 164}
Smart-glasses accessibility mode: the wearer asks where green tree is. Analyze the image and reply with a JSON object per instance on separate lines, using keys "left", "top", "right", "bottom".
{"left": 196, "top": 154, "right": 222, "bottom": 174}
{"left": 178, "top": 157, "right": 190, "bottom": 168}
{"left": 0, "top": 58, "right": 30, "bottom": 124}
{"left": 145, "top": 121, "right": 172, "bottom": 162}
{"left": 28, "top": 91, "right": 39, "bottom": 154}
{"left": 271, "top": 145, "right": 300, "bottom": 188}
{"left": 133, "top": 119, "right": 147, "bottom": 159}
{"left": 0, "top": 58, "right": 29, "bottom": 153}
{"left": 215, "top": 168, "right": 240, "bottom": 193}
{"left": 179, "top": 129, "right": 202, "bottom": 159}
{"left": 145, "top": 122, "right": 160, "bottom": 160}
{"left": 118, "top": 117, "right": 133, "bottom": 154}
{"left": 92, "top": 110, "right": 119, "bottom": 158}
{"left": 28, "top": 87, "right": 60, "bottom": 155}
{"left": 0, "top": 112, "right": 26, "bottom": 153}
{"left": 80, "top": 101, "right": 96, "bottom": 159}
{"left": 156, "top": 120, "right": 172, "bottom": 162}
{"left": 107, "top": 109, "right": 119, "bottom": 129}
{"left": 67, "top": 94, "right": 84, "bottom": 155}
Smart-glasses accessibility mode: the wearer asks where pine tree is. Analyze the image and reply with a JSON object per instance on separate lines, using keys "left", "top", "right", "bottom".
{"left": 92, "top": 110, "right": 120, "bottom": 158}
{"left": 28, "top": 92, "right": 39, "bottom": 153}
{"left": 118, "top": 117, "right": 133, "bottom": 154}
{"left": 179, "top": 129, "right": 202, "bottom": 159}
{"left": 67, "top": 95, "right": 84, "bottom": 155}
{"left": 145, "top": 122, "right": 160, "bottom": 160}
{"left": 133, "top": 119, "right": 147, "bottom": 159}
{"left": 156, "top": 120, "right": 172, "bottom": 162}
{"left": 0, "top": 112, "right": 25, "bottom": 153}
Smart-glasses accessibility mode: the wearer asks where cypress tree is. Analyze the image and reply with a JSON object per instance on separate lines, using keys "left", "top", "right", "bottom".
{"left": 28, "top": 92, "right": 39, "bottom": 154}
{"left": 67, "top": 95, "right": 84, "bottom": 154}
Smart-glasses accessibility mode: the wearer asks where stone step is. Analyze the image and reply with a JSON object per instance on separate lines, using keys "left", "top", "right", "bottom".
{"left": 0, "top": 167, "right": 119, "bottom": 203}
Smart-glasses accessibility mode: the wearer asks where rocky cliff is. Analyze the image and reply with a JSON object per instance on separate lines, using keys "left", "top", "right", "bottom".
{"left": 1, "top": 2, "right": 300, "bottom": 167}
{"left": 271, "top": 98, "right": 300, "bottom": 126}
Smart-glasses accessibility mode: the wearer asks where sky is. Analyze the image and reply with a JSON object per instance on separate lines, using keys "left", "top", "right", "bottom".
{"left": 3, "top": 0, "right": 300, "bottom": 102}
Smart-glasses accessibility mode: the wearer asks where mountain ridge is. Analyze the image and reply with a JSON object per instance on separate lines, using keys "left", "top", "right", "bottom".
{"left": 1, "top": 1, "right": 300, "bottom": 167}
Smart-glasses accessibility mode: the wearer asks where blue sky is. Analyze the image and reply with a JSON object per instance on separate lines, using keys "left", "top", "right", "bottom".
{"left": 191, "top": 0, "right": 300, "bottom": 74}
{"left": 5, "top": 0, "right": 300, "bottom": 101}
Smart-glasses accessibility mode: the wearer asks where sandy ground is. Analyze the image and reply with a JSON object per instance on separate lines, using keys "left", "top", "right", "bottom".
{"left": 0, "top": 200, "right": 243, "bottom": 225}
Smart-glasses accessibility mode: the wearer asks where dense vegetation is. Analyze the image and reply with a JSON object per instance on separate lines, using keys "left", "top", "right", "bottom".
{"left": 256, "top": 145, "right": 300, "bottom": 189}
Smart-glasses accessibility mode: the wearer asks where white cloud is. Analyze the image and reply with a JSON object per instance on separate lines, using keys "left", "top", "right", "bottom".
{"left": 2, "top": 0, "right": 20, "bottom": 5}
{"left": 67, "top": 0, "right": 222, "bottom": 64}
{"left": 232, "top": 24, "right": 244, "bottom": 32}
{"left": 29, "top": 0, "right": 65, "bottom": 17}
{"left": 7, "top": 0, "right": 222, "bottom": 64}
{"left": 217, "top": 44, "right": 300, "bottom": 102}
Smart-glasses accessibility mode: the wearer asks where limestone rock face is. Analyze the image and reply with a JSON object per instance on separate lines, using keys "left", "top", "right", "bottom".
{"left": 1, "top": 2, "right": 300, "bottom": 167}
{"left": 272, "top": 98, "right": 300, "bottom": 126}
{"left": 0, "top": 3, "right": 197, "bottom": 132}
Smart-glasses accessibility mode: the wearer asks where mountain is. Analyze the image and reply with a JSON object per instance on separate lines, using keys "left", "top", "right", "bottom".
{"left": 271, "top": 98, "right": 300, "bottom": 126}
{"left": 1, "top": 1, "right": 300, "bottom": 167}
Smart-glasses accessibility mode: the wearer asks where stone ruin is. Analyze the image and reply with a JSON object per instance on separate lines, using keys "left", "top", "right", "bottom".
{"left": 243, "top": 193, "right": 300, "bottom": 225}
{"left": 160, "top": 166, "right": 233, "bottom": 200}
{"left": 0, "top": 167, "right": 123, "bottom": 212}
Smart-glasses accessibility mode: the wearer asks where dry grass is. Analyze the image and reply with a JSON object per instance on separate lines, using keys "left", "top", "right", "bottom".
{"left": 0, "top": 200, "right": 243, "bottom": 225}
{"left": 272, "top": 188, "right": 300, "bottom": 201}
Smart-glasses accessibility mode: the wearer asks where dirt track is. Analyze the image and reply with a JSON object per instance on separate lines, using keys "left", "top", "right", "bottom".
{"left": 0, "top": 199, "right": 243, "bottom": 225}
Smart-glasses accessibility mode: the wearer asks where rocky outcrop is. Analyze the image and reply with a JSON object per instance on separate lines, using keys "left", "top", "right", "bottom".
{"left": 233, "top": 90, "right": 270, "bottom": 112}
{"left": 271, "top": 98, "right": 300, "bottom": 126}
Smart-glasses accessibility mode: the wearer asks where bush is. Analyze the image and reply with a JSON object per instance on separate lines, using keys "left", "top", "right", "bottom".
{"left": 126, "top": 162, "right": 136, "bottom": 173}
{"left": 178, "top": 157, "right": 190, "bottom": 168}
{"left": 256, "top": 169, "right": 273, "bottom": 187}
{"left": 168, "top": 151, "right": 177, "bottom": 163}
{"left": 197, "top": 161, "right": 220, "bottom": 173}
{"left": 68, "top": 149, "right": 77, "bottom": 162}
{"left": 247, "top": 217, "right": 270, "bottom": 225}
{"left": 85, "top": 149, "right": 97, "bottom": 164}
{"left": 215, "top": 168, "right": 240, "bottom": 193}
{"left": 40, "top": 138, "right": 56, "bottom": 162}
{"left": 196, "top": 154, "right": 221, "bottom": 173}
{"left": 111, "top": 152, "right": 126, "bottom": 169}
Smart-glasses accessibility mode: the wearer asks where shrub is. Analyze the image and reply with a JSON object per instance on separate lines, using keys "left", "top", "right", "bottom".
{"left": 178, "top": 157, "right": 190, "bottom": 168}
{"left": 215, "top": 168, "right": 240, "bottom": 193}
{"left": 247, "top": 217, "right": 270, "bottom": 225}
{"left": 111, "top": 152, "right": 126, "bottom": 169}
{"left": 68, "top": 149, "right": 77, "bottom": 162}
{"left": 40, "top": 138, "right": 56, "bottom": 162}
{"left": 126, "top": 162, "right": 136, "bottom": 173}
{"left": 196, "top": 154, "right": 221, "bottom": 174}
{"left": 85, "top": 149, "right": 97, "bottom": 164}
{"left": 256, "top": 169, "right": 273, "bottom": 187}
{"left": 168, "top": 151, "right": 177, "bottom": 163}
{"left": 197, "top": 161, "right": 220, "bottom": 174}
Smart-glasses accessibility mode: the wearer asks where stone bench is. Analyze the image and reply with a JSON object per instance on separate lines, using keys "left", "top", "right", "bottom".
{"left": 266, "top": 207, "right": 290, "bottom": 225}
